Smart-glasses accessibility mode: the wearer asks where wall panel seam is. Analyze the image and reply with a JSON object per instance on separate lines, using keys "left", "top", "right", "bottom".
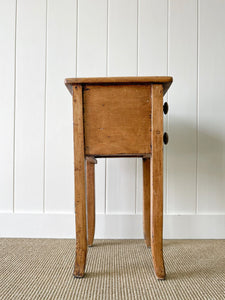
{"left": 43, "top": 0, "right": 48, "bottom": 213}
{"left": 136, "top": 0, "right": 139, "bottom": 75}
{"left": 12, "top": 0, "right": 18, "bottom": 214}
{"left": 135, "top": 0, "right": 139, "bottom": 215}
{"left": 106, "top": 0, "right": 109, "bottom": 76}
{"left": 76, "top": 0, "right": 78, "bottom": 76}
{"left": 196, "top": 0, "right": 200, "bottom": 215}
{"left": 134, "top": 158, "right": 137, "bottom": 214}
{"left": 105, "top": 0, "right": 110, "bottom": 214}
{"left": 166, "top": 0, "right": 170, "bottom": 215}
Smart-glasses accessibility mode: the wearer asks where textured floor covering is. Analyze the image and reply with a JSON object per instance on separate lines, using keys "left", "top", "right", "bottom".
{"left": 0, "top": 239, "right": 225, "bottom": 300}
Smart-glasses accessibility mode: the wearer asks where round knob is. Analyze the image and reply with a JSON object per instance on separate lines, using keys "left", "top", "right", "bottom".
{"left": 163, "top": 132, "right": 169, "bottom": 145}
{"left": 163, "top": 102, "right": 169, "bottom": 114}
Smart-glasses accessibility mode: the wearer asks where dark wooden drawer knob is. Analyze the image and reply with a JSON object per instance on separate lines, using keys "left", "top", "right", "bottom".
{"left": 163, "top": 132, "right": 169, "bottom": 145}
{"left": 163, "top": 102, "right": 169, "bottom": 114}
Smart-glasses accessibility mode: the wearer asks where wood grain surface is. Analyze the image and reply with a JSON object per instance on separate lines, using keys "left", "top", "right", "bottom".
{"left": 72, "top": 84, "right": 87, "bottom": 277}
{"left": 86, "top": 159, "right": 96, "bottom": 247}
{"left": 65, "top": 76, "right": 172, "bottom": 96}
{"left": 83, "top": 84, "right": 151, "bottom": 156}
{"left": 143, "top": 158, "right": 151, "bottom": 248}
{"left": 150, "top": 84, "right": 165, "bottom": 280}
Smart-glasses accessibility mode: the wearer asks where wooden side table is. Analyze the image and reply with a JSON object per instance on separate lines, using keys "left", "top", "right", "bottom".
{"left": 65, "top": 76, "right": 172, "bottom": 280}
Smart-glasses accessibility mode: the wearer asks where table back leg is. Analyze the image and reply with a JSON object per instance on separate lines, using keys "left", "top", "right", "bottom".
{"left": 143, "top": 157, "right": 151, "bottom": 248}
{"left": 86, "top": 159, "right": 96, "bottom": 247}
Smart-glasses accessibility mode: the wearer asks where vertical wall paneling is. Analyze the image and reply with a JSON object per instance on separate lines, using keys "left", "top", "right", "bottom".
{"left": 198, "top": 0, "right": 225, "bottom": 213}
{"left": 0, "top": 0, "right": 16, "bottom": 212}
{"left": 77, "top": 0, "right": 107, "bottom": 77}
{"left": 77, "top": 0, "right": 107, "bottom": 214}
{"left": 1, "top": 0, "right": 225, "bottom": 238}
{"left": 137, "top": 0, "right": 168, "bottom": 214}
{"left": 45, "top": 0, "right": 77, "bottom": 212}
{"left": 138, "top": 0, "right": 168, "bottom": 75}
{"left": 108, "top": 0, "right": 138, "bottom": 76}
{"left": 106, "top": 159, "right": 137, "bottom": 214}
{"left": 15, "top": 0, "right": 46, "bottom": 212}
{"left": 106, "top": 0, "right": 137, "bottom": 214}
{"left": 167, "top": 0, "right": 198, "bottom": 213}
{"left": 95, "top": 159, "right": 106, "bottom": 213}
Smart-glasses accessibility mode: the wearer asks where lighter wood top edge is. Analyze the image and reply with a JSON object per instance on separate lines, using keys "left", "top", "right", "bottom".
{"left": 65, "top": 76, "right": 172, "bottom": 84}
{"left": 65, "top": 76, "right": 173, "bottom": 96}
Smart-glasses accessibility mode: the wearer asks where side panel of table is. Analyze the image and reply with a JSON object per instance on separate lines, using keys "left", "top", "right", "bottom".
{"left": 83, "top": 84, "right": 151, "bottom": 157}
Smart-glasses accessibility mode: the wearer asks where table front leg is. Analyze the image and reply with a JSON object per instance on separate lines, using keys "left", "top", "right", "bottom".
{"left": 151, "top": 84, "right": 165, "bottom": 280}
{"left": 73, "top": 84, "right": 87, "bottom": 278}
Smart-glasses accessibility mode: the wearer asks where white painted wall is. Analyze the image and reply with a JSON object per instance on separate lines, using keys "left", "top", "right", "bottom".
{"left": 0, "top": 0, "right": 225, "bottom": 238}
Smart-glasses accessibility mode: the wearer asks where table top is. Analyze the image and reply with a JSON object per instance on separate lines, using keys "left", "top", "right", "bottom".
{"left": 65, "top": 76, "right": 173, "bottom": 96}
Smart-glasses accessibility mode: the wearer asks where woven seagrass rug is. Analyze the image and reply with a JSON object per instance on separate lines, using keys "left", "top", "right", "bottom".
{"left": 0, "top": 239, "right": 224, "bottom": 299}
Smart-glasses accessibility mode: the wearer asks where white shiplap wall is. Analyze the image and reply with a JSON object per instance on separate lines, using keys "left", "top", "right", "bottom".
{"left": 0, "top": 0, "right": 225, "bottom": 238}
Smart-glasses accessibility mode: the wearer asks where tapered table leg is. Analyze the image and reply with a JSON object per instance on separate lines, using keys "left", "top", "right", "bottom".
{"left": 151, "top": 84, "right": 165, "bottom": 280}
{"left": 73, "top": 84, "right": 87, "bottom": 278}
{"left": 86, "top": 157, "right": 96, "bottom": 247}
{"left": 143, "top": 158, "right": 151, "bottom": 248}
